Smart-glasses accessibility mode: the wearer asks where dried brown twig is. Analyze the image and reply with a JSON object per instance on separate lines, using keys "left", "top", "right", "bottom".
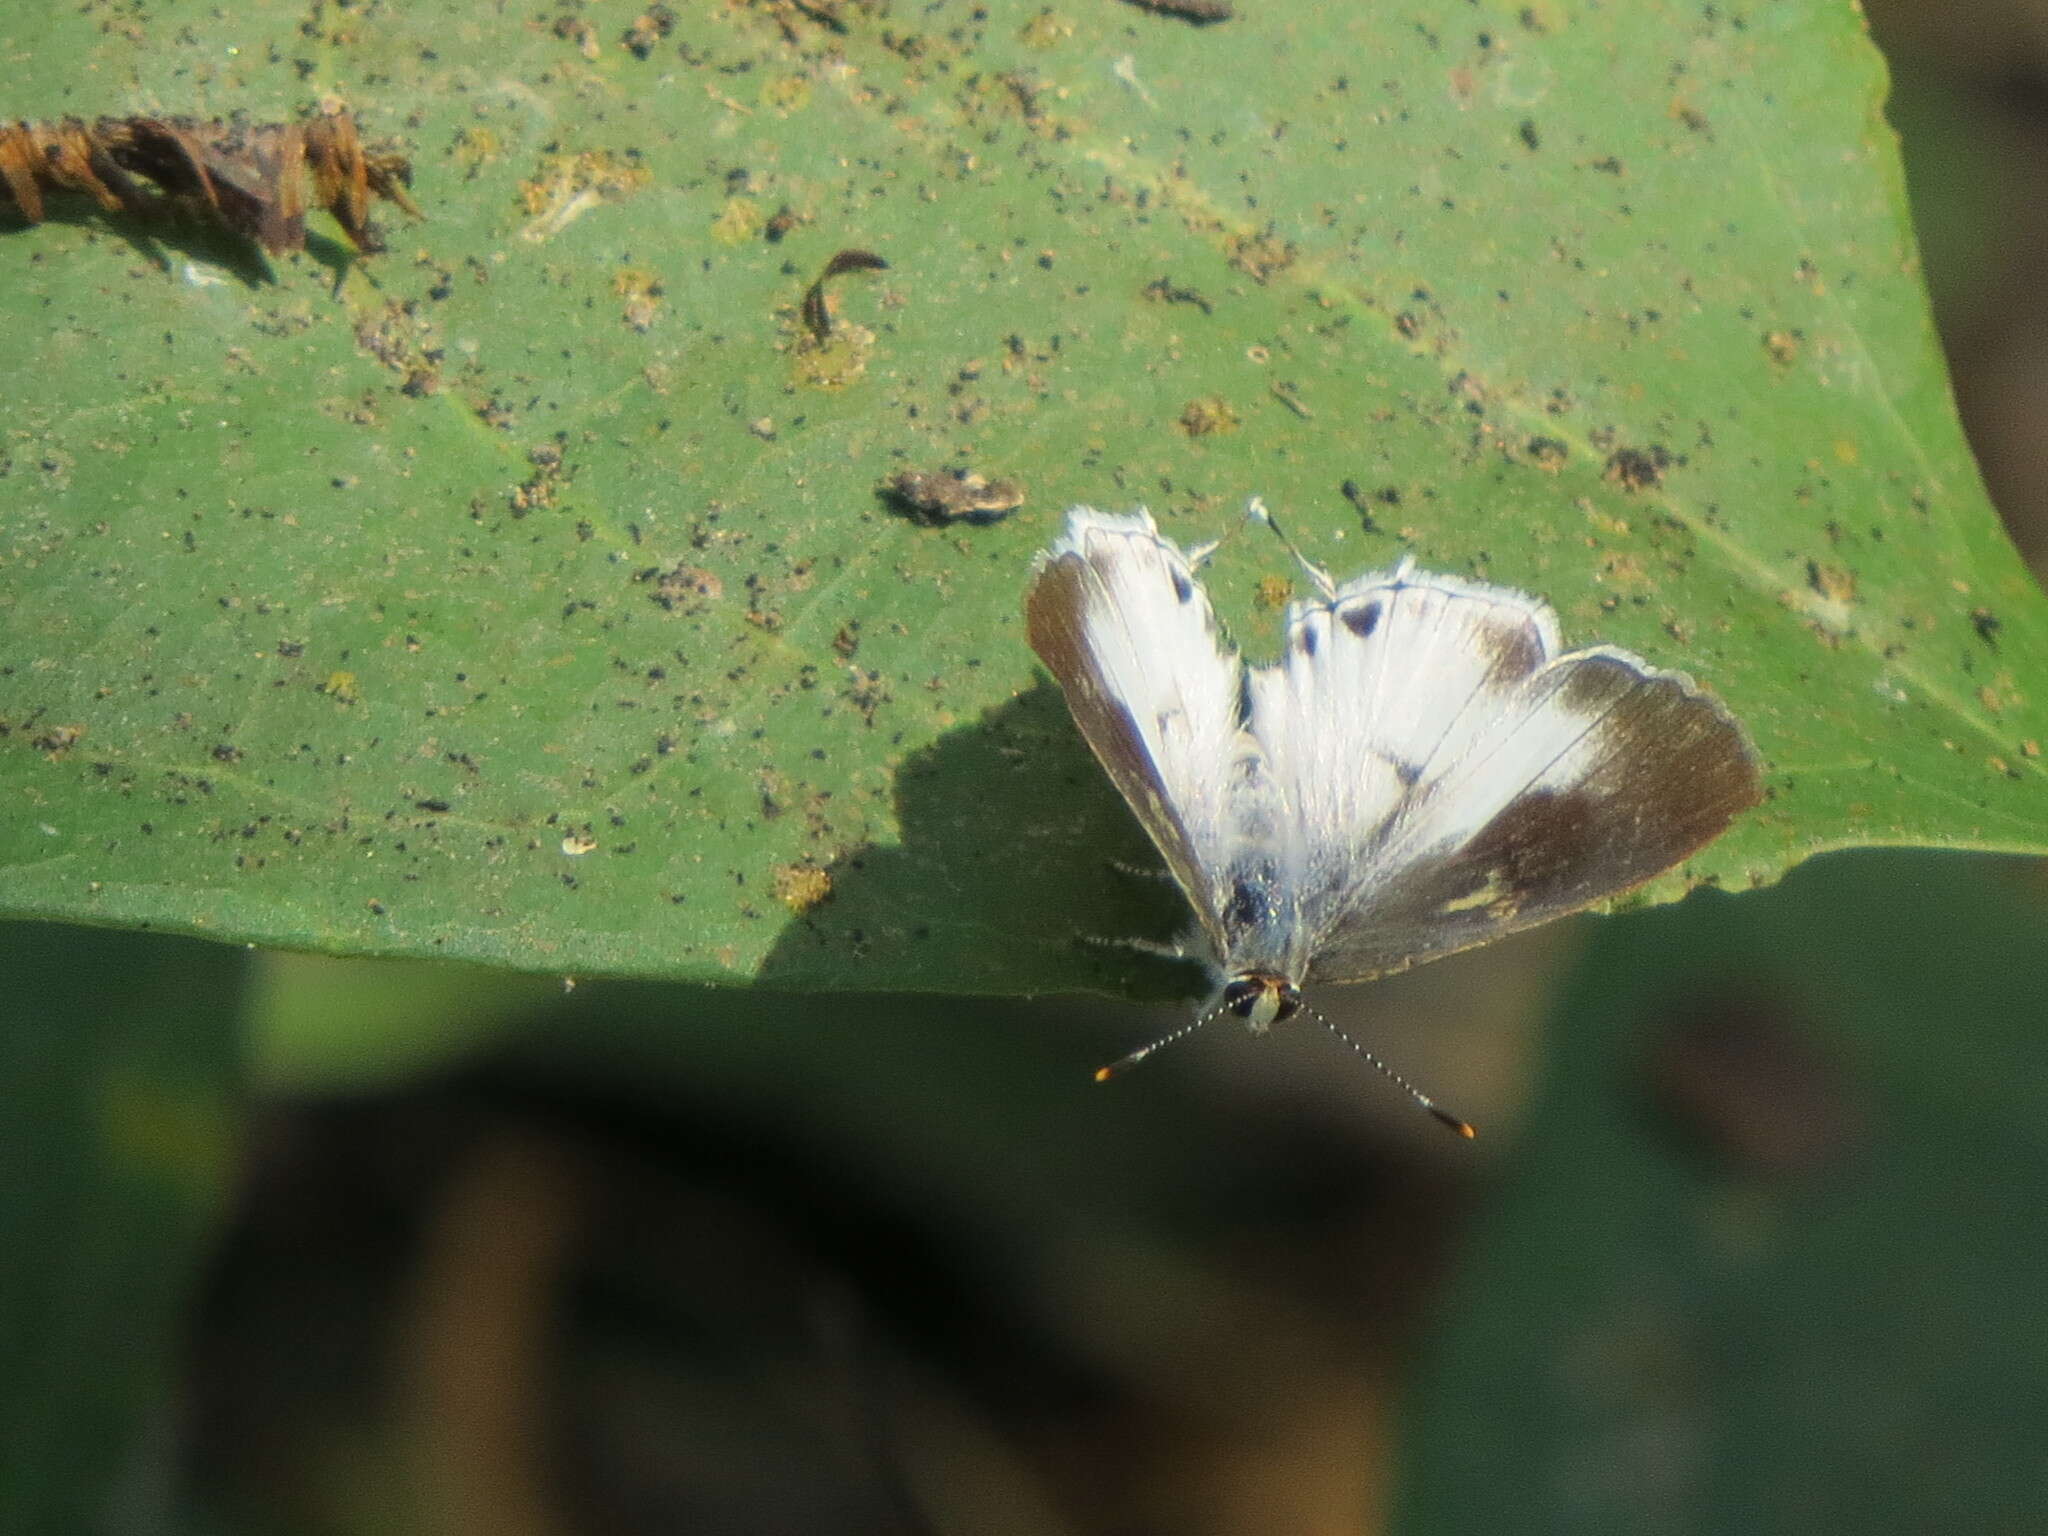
{"left": 0, "top": 107, "right": 418, "bottom": 257}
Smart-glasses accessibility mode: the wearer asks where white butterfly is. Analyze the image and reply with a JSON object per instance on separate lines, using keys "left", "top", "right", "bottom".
{"left": 1025, "top": 506, "right": 1763, "bottom": 1128}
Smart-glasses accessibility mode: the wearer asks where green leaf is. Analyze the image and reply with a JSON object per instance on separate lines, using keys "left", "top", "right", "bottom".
{"left": 3, "top": 2, "right": 2043, "bottom": 994}
{"left": 1397, "top": 849, "right": 2048, "bottom": 1532}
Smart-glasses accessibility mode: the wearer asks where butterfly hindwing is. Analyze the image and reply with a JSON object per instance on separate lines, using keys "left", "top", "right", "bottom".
{"left": 1290, "top": 629, "right": 1763, "bottom": 983}
{"left": 1241, "top": 562, "right": 1566, "bottom": 961}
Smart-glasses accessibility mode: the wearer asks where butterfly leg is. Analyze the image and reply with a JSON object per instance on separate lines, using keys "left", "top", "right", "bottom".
{"left": 1106, "top": 858, "right": 1177, "bottom": 883}
{"left": 1079, "top": 932, "right": 1192, "bottom": 962}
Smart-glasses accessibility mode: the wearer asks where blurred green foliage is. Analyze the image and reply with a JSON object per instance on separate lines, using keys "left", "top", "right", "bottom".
{"left": 1402, "top": 850, "right": 2048, "bottom": 1532}
{"left": 0, "top": 923, "right": 242, "bottom": 1533}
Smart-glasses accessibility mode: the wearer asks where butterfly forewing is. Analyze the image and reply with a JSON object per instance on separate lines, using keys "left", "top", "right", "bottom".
{"left": 1025, "top": 509, "right": 1265, "bottom": 955}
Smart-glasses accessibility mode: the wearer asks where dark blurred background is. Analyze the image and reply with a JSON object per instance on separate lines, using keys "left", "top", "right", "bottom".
{"left": 13, "top": 7, "right": 2048, "bottom": 1534}
{"left": 1880, "top": 4, "right": 2048, "bottom": 573}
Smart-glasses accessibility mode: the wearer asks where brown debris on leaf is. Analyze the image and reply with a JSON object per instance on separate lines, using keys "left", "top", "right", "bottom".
{"left": 800, "top": 247, "right": 888, "bottom": 342}
{"left": 880, "top": 468, "right": 1024, "bottom": 527}
{"left": 1119, "top": 0, "right": 1234, "bottom": 21}
{"left": 1603, "top": 444, "right": 1672, "bottom": 492}
{"left": 0, "top": 107, "right": 418, "bottom": 257}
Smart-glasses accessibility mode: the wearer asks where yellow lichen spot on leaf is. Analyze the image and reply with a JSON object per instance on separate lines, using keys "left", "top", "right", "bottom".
{"left": 613, "top": 267, "right": 665, "bottom": 332}
{"left": 452, "top": 126, "right": 501, "bottom": 179}
{"left": 762, "top": 75, "right": 812, "bottom": 113}
{"left": 773, "top": 862, "right": 834, "bottom": 914}
{"left": 712, "top": 196, "right": 764, "bottom": 245}
{"left": 34, "top": 724, "right": 85, "bottom": 758}
{"left": 1980, "top": 673, "right": 2026, "bottom": 716}
{"left": 518, "top": 149, "right": 649, "bottom": 242}
{"left": 1020, "top": 10, "right": 1074, "bottom": 46}
{"left": 1254, "top": 574, "right": 1292, "bottom": 611}
{"left": 792, "top": 325, "right": 877, "bottom": 390}
{"left": 1179, "top": 396, "right": 1239, "bottom": 436}
{"left": 1601, "top": 553, "right": 1650, "bottom": 590}
{"left": 1806, "top": 560, "right": 1857, "bottom": 607}
{"left": 1227, "top": 228, "right": 1296, "bottom": 284}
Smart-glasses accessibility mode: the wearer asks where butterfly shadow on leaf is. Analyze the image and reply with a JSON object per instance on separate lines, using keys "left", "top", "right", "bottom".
{"left": 748, "top": 677, "right": 1571, "bottom": 1139}
{"left": 752, "top": 678, "right": 1212, "bottom": 1005}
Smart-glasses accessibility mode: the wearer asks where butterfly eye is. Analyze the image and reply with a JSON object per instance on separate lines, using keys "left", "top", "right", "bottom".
{"left": 1222, "top": 975, "right": 1300, "bottom": 1026}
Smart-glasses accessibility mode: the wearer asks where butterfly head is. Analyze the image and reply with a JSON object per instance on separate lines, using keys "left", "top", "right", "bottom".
{"left": 1221, "top": 972, "right": 1301, "bottom": 1032}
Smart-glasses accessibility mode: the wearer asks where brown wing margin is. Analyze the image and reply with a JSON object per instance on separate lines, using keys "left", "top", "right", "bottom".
{"left": 1025, "top": 552, "right": 1220, "bottom": 935}
{"left": 1304, "top": 652, "right": 1764, "bottom": 985}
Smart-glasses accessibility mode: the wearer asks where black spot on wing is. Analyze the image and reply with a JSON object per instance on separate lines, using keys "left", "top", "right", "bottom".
{"left": 1478, "top": 608, "right": 1549, "bottom": 682}
{"left": 1171, "top": 569, "right": 1196, "bottom": 604}
{"left": 1342, "top": 599, "right": 1383, "bottom": 638}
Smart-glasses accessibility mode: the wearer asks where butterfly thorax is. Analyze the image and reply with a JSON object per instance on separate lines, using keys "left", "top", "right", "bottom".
{"left": 1221, "top": 972, "right": 1301, "bottom": 1032}
{"left": 1206, "top": 738, "right": 1319, "bottom": 989}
